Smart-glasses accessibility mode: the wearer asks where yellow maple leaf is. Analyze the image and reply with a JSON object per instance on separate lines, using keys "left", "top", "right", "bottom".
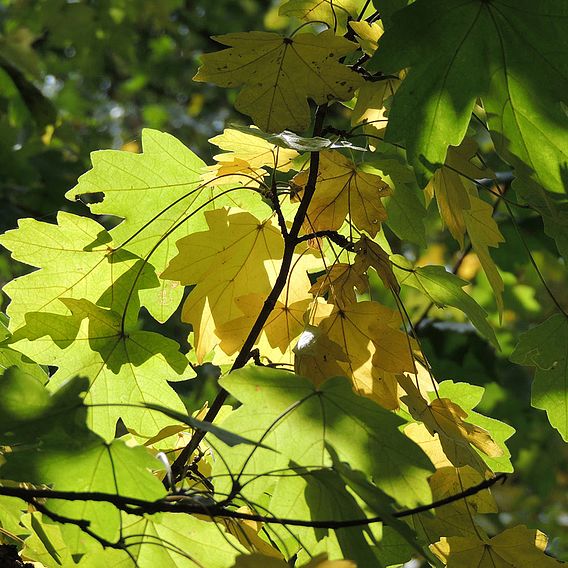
{"left": 425, "top": 139, "right": 504, "bottom": 313}
{"left": 280, "top": 0, "right": 365, "bottom": 34}
{"left": 210, "top": 127, "right": 299, "bottom": 172}
{"left": 431, "top": 525, "right": 562, "bottom": 568}
{"left": 354, "top": 234, "right": 400, "bottom": 293}
{"left": 161, "top": 208, "right": 285, "bottom": 362}
{"left": 293, "top": 150, "right": 391, "bottom": 236}
{"left": 351, "top": 79, "right": 400, "bottom": 135}
{"left": 413, "top": 465, "right": 498, "bottom": 540}
{"left": 425, "top": 139, "right": 491, "bottom": 247}
{"left": 296, "top": 300, "right": 415, "bottom": 405}
{"left": 464, "top": 192, "right": 505, "bottom": 315}
{"left": 232, "top": 552, "right": 355, "bottom": 568}
{"left": 195, "top": 30, "right": 362, "bottom": 132}
{"left": 294, "top": 323, "right": 349, "bottom": 387}
{"left": 309, "top": 262, "right": 368, "bottom": 307}
{"left": 399, "top": 375, "right": 502, "bottom": 458}
{"left": 202, "top": 157, "right": 268, "bottom": 189}
{"left": 349, "top": 20, "right": 383, "bottom": 55}
{"left": 217, "top": 293, "right": 311, "bottom": 363}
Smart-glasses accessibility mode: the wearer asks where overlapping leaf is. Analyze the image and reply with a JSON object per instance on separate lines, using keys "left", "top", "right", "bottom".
{"left": 162, "top": 207, "right": 303, "bottom": 362}
{"left": 280, "top": 0, "right": 365, "bottom": 33}
{"left": 194, "top": 30, "right": 362, "bottom": 132}
{"left": 0, "top": 370, "right": 165, "bottom": 546}
{"left": 393, "top": 256, "right": 497, "bottom": 346}
{"left": 431, "top": 525, "right": 563, "bottom": 568}
{"left": 296, "top": 300, "right": 416, "bottom": 407}
{"left": 211, "top": 367, "right": 434, "bottom": 511}
{"left": 66, "top": 129, "right": 265, "bottom": 322}
{"left": 293, "top": 150, "right": 391, "bottom": 236}
{"left": 368, "top": 0, "right": 568, "bottom": 197}
{"left": 9, "top": 297, "right": 190, "bottom": 440}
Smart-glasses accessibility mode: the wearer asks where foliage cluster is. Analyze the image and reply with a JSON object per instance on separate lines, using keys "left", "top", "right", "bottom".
{"left": 0, "top": 1, "right": 567, "bottom": 567}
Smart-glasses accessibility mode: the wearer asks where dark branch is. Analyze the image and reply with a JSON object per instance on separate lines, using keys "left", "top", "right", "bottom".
{"left": 169, "top": 105, "right": 329, "bottom": 484}
{"left": 0, "top": 473, "right": 506, "bottom": 530}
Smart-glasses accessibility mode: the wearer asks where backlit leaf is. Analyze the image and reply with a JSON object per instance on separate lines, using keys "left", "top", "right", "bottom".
{"left": 194, "top": 30, "right": 362, "bottom": 132}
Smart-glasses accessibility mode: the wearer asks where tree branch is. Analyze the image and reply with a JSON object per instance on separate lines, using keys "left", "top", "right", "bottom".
{"left": 169, "top": 105, "right": 329, "bottom": 483}
{"left": 0, "top": 473, "right": 506, "bottom": 530}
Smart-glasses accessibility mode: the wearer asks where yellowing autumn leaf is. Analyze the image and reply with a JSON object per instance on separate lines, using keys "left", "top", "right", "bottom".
{"left": 195, "top": 30, "right": 362, "bottom": 133}
{"left": 297, "top": 300, "right": 416, "bottom": 405}
{"left": 464, "top": 192, "right": 505, "bottom": 315}
{"left": 210, "top": 127, "right": 299, "bottom": 172}
{"left": 399, "top": 374, "right": 502, "bottom": 459}
{"left": 294, "top": 150, "right": 391, "bottom": 236}
{"left": 431, "top": 525, "right": 563, "bottom": 568}
{"left": 232, "top": 552, "right": 355, "bottom": 567}
{"left": 349, "top": 20, "right": 383, "bottom": 55}
{"left": 202, "top": 157, "right": 268, "bottom": 189}
{"left": 355, "top": 235, "right": 400, "bottom": 293}
{"left": 424, "top": 140, "right": 504, "bottom": 313}
{"left": 309, "top": 262, "right": 368, "bottom": 307}
{"left": 162, "top": 208, "right": 291, "bottom": 362}
{"left": 216, "top": 293, "right": 311, "bottom": 363}
{"left": 280, "top": 0, "right": 365, "bottom": 33}
{"left": 426, "top": 139, "right": 492, "bottom": 247}
{"left": 294, "top": 323, "right": 349, "bottom": 386}
{"left": 351, "top": 79, "right": 400, "bottom": 139}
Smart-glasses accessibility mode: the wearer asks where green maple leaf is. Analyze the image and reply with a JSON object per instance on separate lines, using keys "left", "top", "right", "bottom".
{"left": 194, "top": 30, "right": 362, "bottom": 133}
{"left": 65, "top": 129, "right": 205, "bottom": 323}
{"left": 66, "top": 129, "right": 266, "bottom": 322}
{"left": 368, "top": 0, "right": 568, "bottom": 196}
{"left": 511, "top": 314, "right": 568, "bottom": 441}
{"left": 270, "top": 469, "right": 383, "bottom": 566}
{"left": 211, "top": 366, "right": 434, "bottom": 510}
{"left": 392, "top": 257, "right": 498, "bottom": 347}
{"left": 10, "top": 297, "right": 191, "bottom": 440}
{"left": 0, "top": 212, "right": 135, "bottom": 331}
{"left": 116, "top": 513, "right": 247, "bottom": 568}
{"left": 0, "top": 370, "right": 166, "bottom": 547}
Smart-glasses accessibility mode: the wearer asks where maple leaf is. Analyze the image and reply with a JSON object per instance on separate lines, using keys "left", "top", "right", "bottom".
{"left": 10, "top": 297, "right": 190, "bottom": 440}
{"left": 63, "top": 130, "right": 208, "bottom": 322}
{"left": 349, "top": 20, "right": 383, "bottom": 56}
{"left": 194, "top": 30, "right": 362, "bottom": 132}
{"left": 293, "top": 150, "right": 391, "bottom": 236}
{"left": 279, "top": 0, "right": 364, "bottom": 33}
{"left": 0, "top": 370, "right": 166, "bottom": 545}
{"left": 392, "top": 255, "right": 498, "bottom": 347}
{"left": 431, "top": 525, "right": 563, "bottom": 568}
{"left": 297, "top": 300, "right": 416, "bottom": 406}
{"left": 463, "top": 191, "right": 505, "bottom": 313}
{"left": 216, "top": 293, "right": 311, "bottom": 363}
{"left": 399, "top": 374, "right": 502, "bottom": 460}
{"left": 210, "top": 126, "right": 299, "bottom": 172}
{"left": 511, "top": 314, "right": 568, "bottom": 441}
{"left": 354, "top": 235, "right": 399, "bottom": 293}
{"left": 0, "top": 212, "right": 134, "bottom": 331}
{"left": 232, "top": 553, "right": 355, "bottom": 567}
{"left": 162, "top": 208, "right": 294, "bottom": 362}
{"left": 368, "top": 0, "right": 568, "bottom": 192}
{"left": 212, "top": 366, "right": 434, "bottom": 510}
{"left": 425, "top": 140, "right": 492, "bottom": 247}
{"left": 117, "top": 513, "right": 248, "bottom": 567}
{"left": 309, "top": 262, "right": 368, "bottom": 307}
